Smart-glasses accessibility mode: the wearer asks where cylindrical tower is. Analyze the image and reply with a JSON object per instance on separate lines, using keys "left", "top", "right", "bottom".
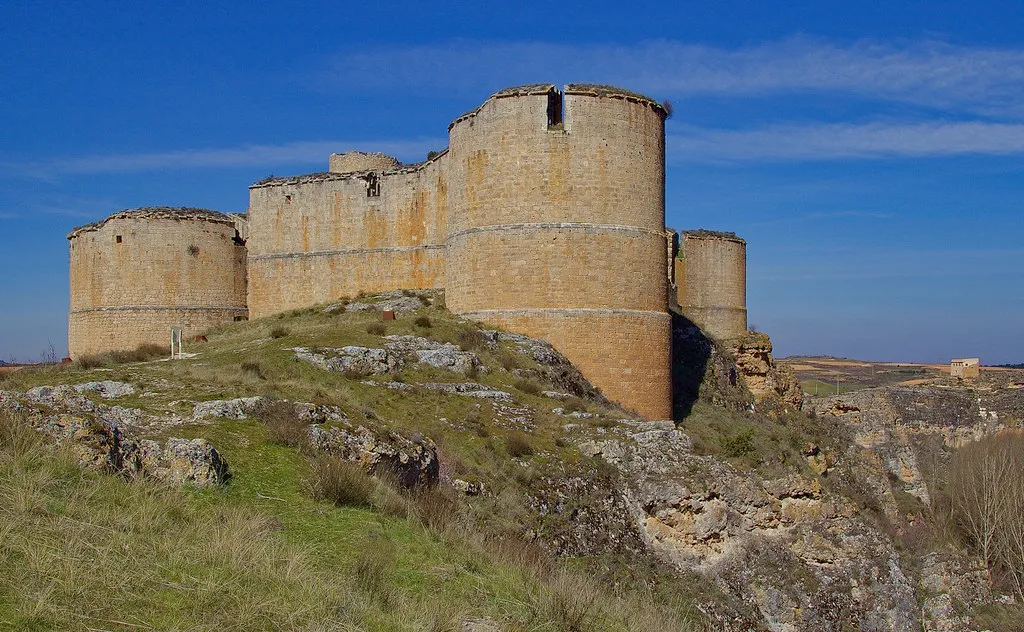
{"left": 328, "top": 151, "right": 400, "bottom": 173}
{"left": 68, "top": 207, "right": 247, "bottom": 358}
{"left": 675, "top": 230, "right": 747, "bottom": 340}
{"left": 445, "top": 84, "right": 672, "bottom": 419}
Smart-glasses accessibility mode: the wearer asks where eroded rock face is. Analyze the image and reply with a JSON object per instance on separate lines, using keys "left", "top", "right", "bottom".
{"left": 193, "top": 396, "right": 264, "bottom": 420}
{"left": 560, "top": 419, "right": 995, "bottom": 632}
{"left": 1, "top": 392, "right": 229, "bottom": 487}
{"left": 73, "top": 380, "right": 135, "bottom": 398}
{"left": 309, "top": 424, "right": 438, "bottom": 487}
{"left": 731, "top": 333, "right": 803, "bottom": 407}
{"left": 293, "top": 346, "right": 402, "bottom": 375}
{"left": 384, "top": 335, "right": 482, "bottom": 375}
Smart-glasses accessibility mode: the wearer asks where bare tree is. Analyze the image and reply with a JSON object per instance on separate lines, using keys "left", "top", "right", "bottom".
{"left": 948, "top": 434, "right": 1016, "bottom": 579}
{"left": 995, "top": 434, "right": 1024, "bottom": 601}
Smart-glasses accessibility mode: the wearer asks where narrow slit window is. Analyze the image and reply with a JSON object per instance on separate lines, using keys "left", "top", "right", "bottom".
{"left": 366, "top": 173, "right": 380, "bottom": 197}
{"left": 547, "top": 89, "right": 564, "bottom": 130}
{"left": 115, "top": 235, "right": 122, "bottom": 244}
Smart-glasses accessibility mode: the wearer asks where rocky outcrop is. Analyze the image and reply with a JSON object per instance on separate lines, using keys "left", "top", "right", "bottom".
{"left": 309, "top": 424, "right": 438, "bottom": 487}
{"left": 1, "top": 391, "right": 228, "bottom": 486}
{"left": 731, "top": 332, "right": 803, "bottom": 407}
{"left": 193, "top": 396, "right": 264, "bottom": 420}
{"left": 73, "top": 380, "right": 135, "bottom": 398}
{"left": 806, "top": 386, "right": 1003, "bottom": 510}
{"left": 293, "top": 346, "right": 402, "bottom": 375}
{"left": 384, "top": 335, "right": 482, "bottom": 375}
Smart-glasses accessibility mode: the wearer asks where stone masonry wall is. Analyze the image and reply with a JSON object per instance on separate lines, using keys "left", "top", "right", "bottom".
{"left": 676, "top": 232, "right": 747, "bottom": 341}
{"left": 444, "top": 85, "right": 672, "bottom": 419}
{"left": 247, "top": 158, "right": 448, "bottom": 317}
{"left": 68, "top": 209, "right": 247, "bottom": 357}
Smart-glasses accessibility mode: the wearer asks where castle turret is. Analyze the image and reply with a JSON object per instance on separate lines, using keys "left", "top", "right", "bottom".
{"left": 67, "top": 207, "right": 247, "bottom": 357}
{"left": 675, "top": 230, "right": 747, "bottom": 341}
{"left": 444, "top": 84, "right": 673, "bottom": 419}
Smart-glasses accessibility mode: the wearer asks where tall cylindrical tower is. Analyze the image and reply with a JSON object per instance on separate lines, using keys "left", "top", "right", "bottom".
{"left": 68, "top": 207, "right": 247, "bottom": 357}
{"left": 675, "top": 230, "right": 747, "bottom": 340}
{"left": 445, "top": 84, "right": 672, "bottom": 419}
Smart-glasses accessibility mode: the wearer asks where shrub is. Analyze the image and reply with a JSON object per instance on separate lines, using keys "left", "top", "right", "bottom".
{"left": 270, "top": 326, "right": 290, "bottom": 339}
{"left": 413, "top": 316, "right": 432, "bottom": 328}
{"left": 515, "top": 378, "right": 541, "bottom": 395}
{"left": 561, "top": 397, "right": 587, "bottom": 414}
{"left": 500, "top": 354, "right": 521, "bottom": 371}
{"left": 457, "top": 330, "right": 488, "bottom": 352}
{"left": 721, "top": 429, "right": 756, "bottom": 458}
{"left": 252, "top": 399, "right": 308, "bottom": 450}
{"left": 506, "top": 434, "right": 535, "bottom": 458}
{"left": 306, "top": 457, "right": 376, "bottom": 507}
{"left": 241, "top": 361, "right": 265, "bottom": 380}
{"left": 366, "top": 323, "right": 387, "bottom": 336}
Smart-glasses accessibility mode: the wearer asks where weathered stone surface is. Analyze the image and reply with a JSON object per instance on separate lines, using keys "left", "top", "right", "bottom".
{"left": 23, "top": 385, "right": 149, "bottom": 431}
{"left": 343, "top": 294, "right": 426, "bottom": 314}
{"left": 730, "top": 332, "right": 802, "bottom": 406}
{"left": 421, "top": 382, "right": 512, "bottom": 400}
{"left": 308, "top": 424, "right": 438, "bottom": 487}
{"left": 192, "top": 396, "right": 264, "bottom": 420}
{"left": 1, "top": 391, "right": 228, "bottom": 487}
{"left": 293, "top": 346, "right": 401, "bottom": 375}
{"left": 487, "top": 331, "right": 602, "bottom": 400}
{"left": 74, "top": 380, "right": 135, "bottom": 398}
{"left": 384, "top": 335, "right": 481, "bottom": 375}
{"left": 132, "top": 438, "right": 229, "bottom": 486}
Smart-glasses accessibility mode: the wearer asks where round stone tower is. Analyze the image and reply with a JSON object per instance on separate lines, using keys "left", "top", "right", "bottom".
{"left": 444, "top": 84, "right": 673, "bottom": 419}
{"left": 68, "top": 207, "right": 247, "bottom": 357}
{"left": 675, "top": 230, "right": 747, "bottom": 341}
{"left": 328, "top": 151, "right": 400, "bottom": 173}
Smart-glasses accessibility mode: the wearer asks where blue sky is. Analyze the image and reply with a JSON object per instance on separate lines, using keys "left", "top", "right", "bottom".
{"left": 1, "top": 0, "right": 1022, "bottom": 363}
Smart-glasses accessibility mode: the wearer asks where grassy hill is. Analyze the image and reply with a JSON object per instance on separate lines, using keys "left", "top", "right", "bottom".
{"left": 0, "top": 292, "right": 709, "bottom": 631}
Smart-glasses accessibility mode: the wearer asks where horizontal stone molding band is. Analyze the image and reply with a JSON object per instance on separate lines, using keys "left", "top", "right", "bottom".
{"left": 70, "top": 306, "right": 248, "bottom": 314}
{"left": 250, "top": 244, "right": 446, "bottom": 261}
{"left": 446, "top": 223, "right": 668, "bottom": 241}
{"left": 460, "top": 308, "right": 669, "bottom": 319}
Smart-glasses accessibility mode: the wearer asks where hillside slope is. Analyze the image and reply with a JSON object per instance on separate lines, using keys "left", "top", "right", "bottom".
{"left": 2, "top": 290, "right": 1021, "bottom": 631}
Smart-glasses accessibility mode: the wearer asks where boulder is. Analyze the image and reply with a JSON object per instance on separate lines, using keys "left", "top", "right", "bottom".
{"left": 192, "top": 396, "right": 264, "bottom": 420}
{"left": 308, "top": 424, "right": 438, "bottom": 487}
{"left": 293, "top": 346, "right": 401, "bottom": 375}
{"left": 74, "top": 380, "right": 135, "bottom": 398}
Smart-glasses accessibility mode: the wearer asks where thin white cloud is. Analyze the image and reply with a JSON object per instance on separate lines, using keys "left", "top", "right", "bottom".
{"left": 319, "top": 38, "right": 1024, "bottom": 116}
{"left": 669, "top": 121, "right": 1024, "bottom": 162}
{"left": 12, "top": 138, "right": 445, "bottom": 177}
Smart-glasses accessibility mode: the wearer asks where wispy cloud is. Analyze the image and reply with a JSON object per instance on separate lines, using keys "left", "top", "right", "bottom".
{"left": 10, "top": 138, "right": 445, "bottom": 177}
{"left": 669, "top": 121, "right": 1024, "bottom": 162}
{"left": 319, "top": 38, "right": 1024, "bottom": 116}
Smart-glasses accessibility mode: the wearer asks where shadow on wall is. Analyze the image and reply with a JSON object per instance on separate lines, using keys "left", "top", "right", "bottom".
{"left": 672, "top": 311, "right": 712, "bottom": 420}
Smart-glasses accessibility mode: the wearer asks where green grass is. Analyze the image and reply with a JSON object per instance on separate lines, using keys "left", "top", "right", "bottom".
{"left": 0, "top": 296, "right": 710, "bottom": 631}
{"left": 800, "top": 379, "right": 861, "bottom": 396}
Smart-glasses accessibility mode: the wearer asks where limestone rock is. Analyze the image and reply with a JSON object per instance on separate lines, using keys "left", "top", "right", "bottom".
{"left": 384, "top": 335, "right": 481, "bottom": 375}
{"left": 342, "top": 294, "right": 426, "bottom": 314}
{"left": 74, "top": 380, "right": 135, "bottom": 398}
{"left": 308, "top": 424, "right": 439, "bottom": 487}
{"left": 293, "top": 346, "right": 401, "bottom": 375}
{"left": 730, "top": 332, "right": 802, "bottom": 406}
{"left": 192, "top": 396, "right": 264, "bottom": 420}
{"left": 421, "top": 382, "right": 512, "bottom": 400}
{"left": 130, "top": 437, "right": 229, "bottom": 486}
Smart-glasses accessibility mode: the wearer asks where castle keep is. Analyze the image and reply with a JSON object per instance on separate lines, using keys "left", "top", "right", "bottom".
{"left": 68, "top": 84, "right": 748, "bottom": 420}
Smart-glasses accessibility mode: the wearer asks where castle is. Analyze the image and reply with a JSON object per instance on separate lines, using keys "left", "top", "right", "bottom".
{"left": 67, "top": 84, "right": 747, "bottom": 420}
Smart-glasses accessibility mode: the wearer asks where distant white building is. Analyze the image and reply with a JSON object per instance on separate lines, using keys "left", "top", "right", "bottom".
{"left": 951, "top": 358, "right": 980, "bottom": 379}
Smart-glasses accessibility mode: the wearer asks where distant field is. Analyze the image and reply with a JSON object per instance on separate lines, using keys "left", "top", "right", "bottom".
{"left": 781, "top": 356, "right": 945, "bottom": 394}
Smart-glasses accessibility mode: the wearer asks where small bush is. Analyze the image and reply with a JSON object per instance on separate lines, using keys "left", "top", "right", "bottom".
{"left": 366, "top": 323, "right": 387, "bottom": 336}
{"left": 252, "top": 399, "right": 308, "bottom": 450}
{"left": 307, "top": 457, "right": 376, "bottom": 507}
{"left": 270, "top": 326, "right": 290, "bottom": 339}
{"left": 506, "top": 434, "right": 535, "bottom": 458}
{"left": 457, "top": 330, "right": 488, "bottom": 352}
{"left": 343, "top": 365, "right": 372, "bottom": 380}
{"left": 413, "top": 316, "right": 432, "bottom": 328}
{"left": 500, "top": 354, "right": 521, "bottom": 371}
{"left": 241, "top": 361, "right": 265, "bottom": 380}
{"left": 561, "top": 397, "right": 587, "bottom": 414}
{"left": 515, "top": 378, "right": 541, "bottom": 395}
{"left": 721, "top": 429, "right": 756, "bottom": 458}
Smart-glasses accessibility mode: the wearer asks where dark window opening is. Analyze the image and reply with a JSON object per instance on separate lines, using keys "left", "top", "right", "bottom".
{"left": 547, "top": 88, "right": 564, "bottom": 130}
{"left": 284, "top": 194, "right": 292, "bottom": 204}
{"left": 232, "top": 230, "right": 246, "bottom": 247}
{"left": 365, "top": 172, "right": 380, "bottom": 197}
{"left": 115, "top": 235, "right": 122, "bottom": 244}
{"left": 233, "top": 315, "right": 248, "bottom": 322}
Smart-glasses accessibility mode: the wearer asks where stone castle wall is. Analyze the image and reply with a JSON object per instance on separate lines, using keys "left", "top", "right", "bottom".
{"left": 246, "top": 157, "right": 448, "bottom": 317}
{"left": 68, "top": 208, "right": 247, "bottom": 357}
{"left": 676, "top": 231, "right": 747, "bottom": 341}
